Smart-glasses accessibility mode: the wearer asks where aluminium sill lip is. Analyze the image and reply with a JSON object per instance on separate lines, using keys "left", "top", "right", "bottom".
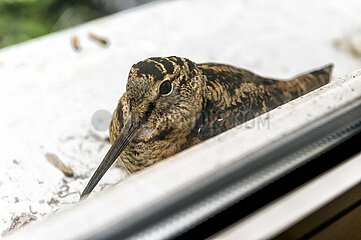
{"left": 8, "top": 73, "right": 361, "bottom": 240}
{"left": 212, "top": 152, "right": 361, "bottom": 240}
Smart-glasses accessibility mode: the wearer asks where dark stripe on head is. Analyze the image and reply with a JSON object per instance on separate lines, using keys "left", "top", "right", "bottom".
{"left": 133, "top": 60, "right": 164, "bottom": 80}
{"left": 142, "top": 102, "right": 155, "bottom": 124}
{"left": 169, "top": 56, "right": 184, "bottom": 67}
{"left": 185, "top": 58, "right": 196, "bottom": 73}
{"left": 159, "top": 58, "right": 174, "bottom": 73}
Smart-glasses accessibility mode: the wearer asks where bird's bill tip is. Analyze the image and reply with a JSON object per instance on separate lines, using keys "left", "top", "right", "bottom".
{"left": 80, "top": 116, "right": 139, "bottom": 200}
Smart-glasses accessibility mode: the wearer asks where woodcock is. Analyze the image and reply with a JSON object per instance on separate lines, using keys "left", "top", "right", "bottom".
{"left": 81, "top": 56, "right": 333, "bottom": 198}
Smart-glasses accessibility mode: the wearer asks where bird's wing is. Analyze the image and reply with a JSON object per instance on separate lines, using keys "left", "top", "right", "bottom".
{"left": 191, "top": 63, "right": 332, "bottom": 141}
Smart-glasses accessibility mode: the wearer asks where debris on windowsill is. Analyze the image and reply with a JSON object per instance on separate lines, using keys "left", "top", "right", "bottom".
{"left": 45, "top": 153, "right": 74, "bottom": 178}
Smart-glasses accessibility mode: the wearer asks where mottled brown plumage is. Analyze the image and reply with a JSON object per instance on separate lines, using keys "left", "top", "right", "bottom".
{"left": 81, "top": 56, "right": 332, "bottom": 198}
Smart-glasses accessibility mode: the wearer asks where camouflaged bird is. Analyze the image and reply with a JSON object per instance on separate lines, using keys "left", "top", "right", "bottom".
{"left": 81, "top": 56, "right": 333, "bottom": 198}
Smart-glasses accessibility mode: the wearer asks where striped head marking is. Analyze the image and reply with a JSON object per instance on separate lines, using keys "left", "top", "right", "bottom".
{"left": 125, "top": 56, "right": 205, "bottom": 126}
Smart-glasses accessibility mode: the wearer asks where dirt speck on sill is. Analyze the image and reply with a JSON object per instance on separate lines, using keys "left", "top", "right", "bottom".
{"left": 1, "top": 213, "right": 37, "bottom": 237}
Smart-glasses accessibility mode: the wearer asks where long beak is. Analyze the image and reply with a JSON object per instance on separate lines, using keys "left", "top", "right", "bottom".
{"left": 80, "top": 115, "right": 139, "bottom": 200}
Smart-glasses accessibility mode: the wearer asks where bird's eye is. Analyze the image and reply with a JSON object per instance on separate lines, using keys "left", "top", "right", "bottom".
{"left": 159, "top": 80, "right": 172, "bottom": 96}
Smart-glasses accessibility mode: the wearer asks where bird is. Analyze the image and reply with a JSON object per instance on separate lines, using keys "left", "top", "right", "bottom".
{"left": 80, "top": 56, "right": 333, "bottom": 199}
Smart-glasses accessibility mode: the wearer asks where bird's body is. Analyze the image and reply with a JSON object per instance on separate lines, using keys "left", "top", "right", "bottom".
{"left": 80, "top": 56, "right": 333, "bottom": 198}
{"left": 109, "top": 56, "right": 333, "bottom": 174}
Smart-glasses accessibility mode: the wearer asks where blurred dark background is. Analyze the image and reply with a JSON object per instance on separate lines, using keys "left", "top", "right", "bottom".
{"left": 0, "top": 0, "right": 157, "bottom": 48}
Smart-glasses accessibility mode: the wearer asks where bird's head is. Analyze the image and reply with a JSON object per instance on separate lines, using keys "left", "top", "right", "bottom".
{"left": 124, "top": 56, "right": 205, "bottom": 136}
{"left": 81, "top": 56, "right": 205, "bottom": 198}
